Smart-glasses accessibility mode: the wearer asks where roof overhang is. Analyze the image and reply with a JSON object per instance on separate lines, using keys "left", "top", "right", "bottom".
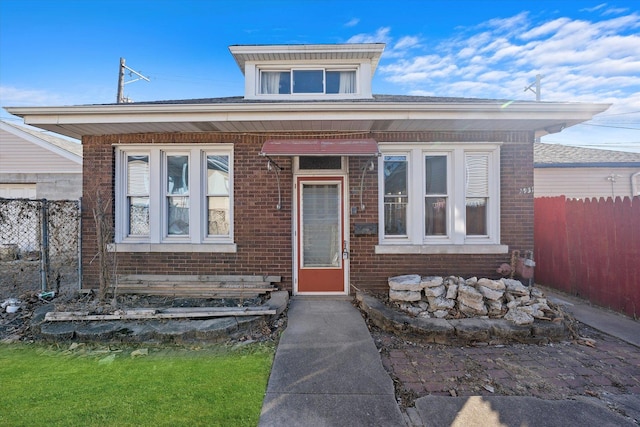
{"left": 4, "top": 101, "right": 611, "bottom": 140}
{"left": 229, "top": 43, "right": 385, "bottom": 75}
{"left": 260, "top": 138, "right": 379, "bottom": 157}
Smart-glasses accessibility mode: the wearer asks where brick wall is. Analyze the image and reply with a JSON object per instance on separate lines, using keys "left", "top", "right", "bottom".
{"left": 81, "top": 130, "right": 534, "bottom": 293}
{"left": 347, "top": 131, "right": 535, "bottom": 291}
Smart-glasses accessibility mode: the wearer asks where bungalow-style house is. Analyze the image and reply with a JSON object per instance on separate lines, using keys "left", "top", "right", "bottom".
{"left": 534, "top": 142, "right": 640, "bottom": 199}
{"left": 0, "top": 120, "right": 82, "bottom": 199}
{"left": 5, "top": 43, "right": 609, "bottom": 295}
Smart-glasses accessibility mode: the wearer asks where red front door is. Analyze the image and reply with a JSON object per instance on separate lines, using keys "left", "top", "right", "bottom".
{"left": 296, "top": 177, "right": 345, "bottom": 293}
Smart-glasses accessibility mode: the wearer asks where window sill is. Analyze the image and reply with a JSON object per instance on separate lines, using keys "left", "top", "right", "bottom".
{"left": 374, "top": 244, "right": 508, "bottom": 255}
{"left": 107, "top": 243, "right": 237, "bottom": 253}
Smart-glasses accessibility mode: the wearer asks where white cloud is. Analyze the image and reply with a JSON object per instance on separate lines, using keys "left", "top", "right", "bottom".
{"left": 344, "top": 18, "right": 359, "bottom": 27}
{"left": 347, "top": 27, "right": 391, "bottom": 44}
{"left": 520, "top": 17, "right": 571, "bottom": 40}
{"left": 393, "top": 36, "right": 421, "bottom": 51}
{"left": 580, "top": 3, "right": 608, "bottom": 13}
{"left": 373, "top": 9, "right": 640, "bottom": 148}
{"left": 0, "top": 85, "right": 61, "bottom": 105}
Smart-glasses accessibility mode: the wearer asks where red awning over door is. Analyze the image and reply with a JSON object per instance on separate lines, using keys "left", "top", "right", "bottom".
{"left": 260, "top": 138, "right": 379, "bottom": 156}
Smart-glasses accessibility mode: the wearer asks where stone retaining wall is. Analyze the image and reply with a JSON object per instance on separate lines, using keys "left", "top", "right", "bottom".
{"left": 357, "top": 293, "right": 569, "bottom": 345}
{"left": 388, "top": 275, "right": 559, "bottom": 326}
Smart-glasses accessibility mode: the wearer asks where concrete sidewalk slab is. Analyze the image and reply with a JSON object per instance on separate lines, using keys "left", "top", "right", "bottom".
{"left": 412, "top": 395, "right": 636, "bottom": 427}
{"left": 259, "top": 298, "right": 405, "bottom": 427}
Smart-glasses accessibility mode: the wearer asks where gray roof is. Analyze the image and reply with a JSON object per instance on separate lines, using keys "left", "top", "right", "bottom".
{"left": 534, "top": 142, "right": 640, "bottom": 168}
{"left": 1, "top": 120, "right": 82, "bottom": 157}
{"left": 105, "top": 94, "right": 519, "bottom": 106}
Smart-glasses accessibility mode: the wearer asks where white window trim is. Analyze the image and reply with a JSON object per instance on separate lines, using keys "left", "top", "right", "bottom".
{"left": 113, "top": 144, "right": 235, "bottom": 252}
{"left": 244, "top": 60, "right": 374, "bottom": 100}
{"left": 376, "top": 142, "right": 507, "bottom": 255}
{"left": 257, "top": 66, "right": 360, "bottom": 97}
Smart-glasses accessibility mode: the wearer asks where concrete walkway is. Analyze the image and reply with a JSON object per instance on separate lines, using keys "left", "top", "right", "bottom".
{"left": 539, "top": 285, "right": 640, "bottom": 348}
{"left": 259, "top": 297, "right": 405, "bottom": 427}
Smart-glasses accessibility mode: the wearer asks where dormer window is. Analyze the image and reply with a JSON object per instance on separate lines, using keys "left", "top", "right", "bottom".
{"left": 260, "top": 69, "right": 357, "bottom": 95}
{"left": 229, "top": 43, "right": 384, "bottom": 100}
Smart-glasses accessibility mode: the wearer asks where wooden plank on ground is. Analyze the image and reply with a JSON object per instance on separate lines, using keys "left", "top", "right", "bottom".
{"left": 45, "top": 307, "right": 276, "bottom": 322}
{"left": 116, "top": 274, "right": 281, "bottom": 283}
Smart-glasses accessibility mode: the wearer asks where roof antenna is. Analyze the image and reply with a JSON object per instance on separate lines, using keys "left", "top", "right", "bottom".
{"left": 117, "top": 58, "right": 150, "bottom": 103}
{"left": 524, "top": 74, "right": 543, "bottom": 102}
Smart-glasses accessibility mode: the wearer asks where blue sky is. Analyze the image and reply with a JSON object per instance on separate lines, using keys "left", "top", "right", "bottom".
{"left": 1, "top": 0, "right": 639, "bottom": 152}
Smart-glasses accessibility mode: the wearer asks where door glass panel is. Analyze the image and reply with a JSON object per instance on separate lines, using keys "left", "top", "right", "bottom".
{"left": 302, "top": 184, "right": 340, "bottom": 268}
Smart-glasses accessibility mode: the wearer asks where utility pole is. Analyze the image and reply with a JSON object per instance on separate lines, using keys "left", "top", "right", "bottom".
{"left": 116, "top": 57, "right": 150, "bottom": 103}
{"left": 524, "top": 74, "right": 543, "bottom": 102}
{"left": 117, "top": 58, "right": 125, "bottom": 104}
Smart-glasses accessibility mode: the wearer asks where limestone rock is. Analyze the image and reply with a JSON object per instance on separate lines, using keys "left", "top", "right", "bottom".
{"left": 389, "top": 275, "right": 423, "bottom": 291}
{"left": 478, "top": 278, "right": 505, "bottom": 291}
{"left": 458, "top": 285, "right": 484, "bottom": 307}
{"left": 432, "top": 310, "right": 449, "bottom": 319}
{"left": 465, "top": 277, "right": 478, "bottom": 286}
{"left": 424, "top": 285, "right": 446, "bottom": 298}
{"left": 444, "top": 276, "right": 458, "bottom": 286}
{"left": 446, "top": 284, "right": 458, "bottom": 299}
{"left": 506, "top": 300, "right": 521, "bottom": 310}
{"left": 478, "top": 285, "right": 504, "bottom": 301}
{"left": 421, "top": 276, "right": 444, "bottom": 288}
{"left": 520, "top": 303, "right": 545, "bottom": 319}
{"left": 531, "top": 287, "right": 544, "bottom": 299}
{"left": 504, "top": 307, "right": 534, "bottom": 325}
{"left": 427, "top": 296, "right": 456, "bottom": 311}
{"left": 418, "top": 311, "right": 431, "bottom": 319}
{"left": 417, "top": 301, "right": 429, "bottom": 311}
{"left": 399, "top": 303, "right": 424, "bottom": 316}
{"left": 389, "top": 289, "right": 422, "bottom": 302}
{"left": 487, "top": 300, "right": 504, "bottom": 315}
{"left": 459, "top": 302, "right": 488, "bottom": 316}
{"left": 503, "top": 279, "right": 530, "bottom": 296}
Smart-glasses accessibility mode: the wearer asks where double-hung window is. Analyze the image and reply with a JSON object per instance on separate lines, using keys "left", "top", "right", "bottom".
{"left": 114, "top": 144, "right": 235, "bottom": 252}
{"left": 377, "top": 143, "right": 505, "bottom": 254}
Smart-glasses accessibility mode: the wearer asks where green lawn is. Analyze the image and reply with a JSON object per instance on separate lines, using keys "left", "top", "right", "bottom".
{"left": 0, "top": 342, "right": 274, "bottom": 427}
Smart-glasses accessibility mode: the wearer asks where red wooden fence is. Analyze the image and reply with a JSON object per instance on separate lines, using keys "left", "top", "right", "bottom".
{"left": 534, "top": 196, "right": 639, "bottom": 319}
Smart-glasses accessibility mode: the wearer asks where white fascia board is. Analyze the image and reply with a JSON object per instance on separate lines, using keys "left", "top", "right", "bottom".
{"left": 6, "top": 101, "right": 611, "bottom": 134}
{"left": 0, "top": 121, "right": 82, "bottom": 164}
{"left": 7, "top": 101, "right": 611, "bottom": 119}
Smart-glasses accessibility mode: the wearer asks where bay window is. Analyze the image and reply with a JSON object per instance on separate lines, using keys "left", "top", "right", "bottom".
{"left": 114, "top": 144, "right": 234, "bottom": 251}
{"left": 377, "top": 143, "right": 505, "bottom": 254}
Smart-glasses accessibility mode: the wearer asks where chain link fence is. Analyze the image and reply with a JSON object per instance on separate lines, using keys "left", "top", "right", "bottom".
{"left": 0, "top": 198, "right": 80, "bottom": 300}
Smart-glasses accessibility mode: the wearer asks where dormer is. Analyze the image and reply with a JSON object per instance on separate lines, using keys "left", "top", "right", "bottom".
{"left": 229, "top": 43, "right": 385, "bottom": 100}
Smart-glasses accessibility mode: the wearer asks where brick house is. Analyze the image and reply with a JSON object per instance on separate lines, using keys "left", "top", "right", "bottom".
{"left": 5, "top": 43, "right": 609, "bottom": 296}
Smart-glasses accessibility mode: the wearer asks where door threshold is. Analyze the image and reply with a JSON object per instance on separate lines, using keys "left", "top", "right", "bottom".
{"left": 293, "top": 294, "right": 352, "bottom": 301}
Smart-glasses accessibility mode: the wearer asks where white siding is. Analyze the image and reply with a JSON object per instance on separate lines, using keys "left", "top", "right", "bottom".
{"left": 534, "top": 167, "right": 640, "bottom": 199}
{"left": 0, "top": 128, "right": 81, "bottom": 174}
{"left": 0, "top": 183, "right": 36, "bottom": 198}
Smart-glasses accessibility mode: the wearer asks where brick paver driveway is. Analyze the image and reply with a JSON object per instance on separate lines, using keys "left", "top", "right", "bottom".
{"left": 372, "top": 323, "right": 640, "bottom": 404}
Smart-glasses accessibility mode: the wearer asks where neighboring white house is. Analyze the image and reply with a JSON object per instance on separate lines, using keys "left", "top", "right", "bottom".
{"left": 534, "top": 142, "right": 640, "bottom": 199}
{"left": 0, "top": 120, "right": 82, "bottom": 199}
